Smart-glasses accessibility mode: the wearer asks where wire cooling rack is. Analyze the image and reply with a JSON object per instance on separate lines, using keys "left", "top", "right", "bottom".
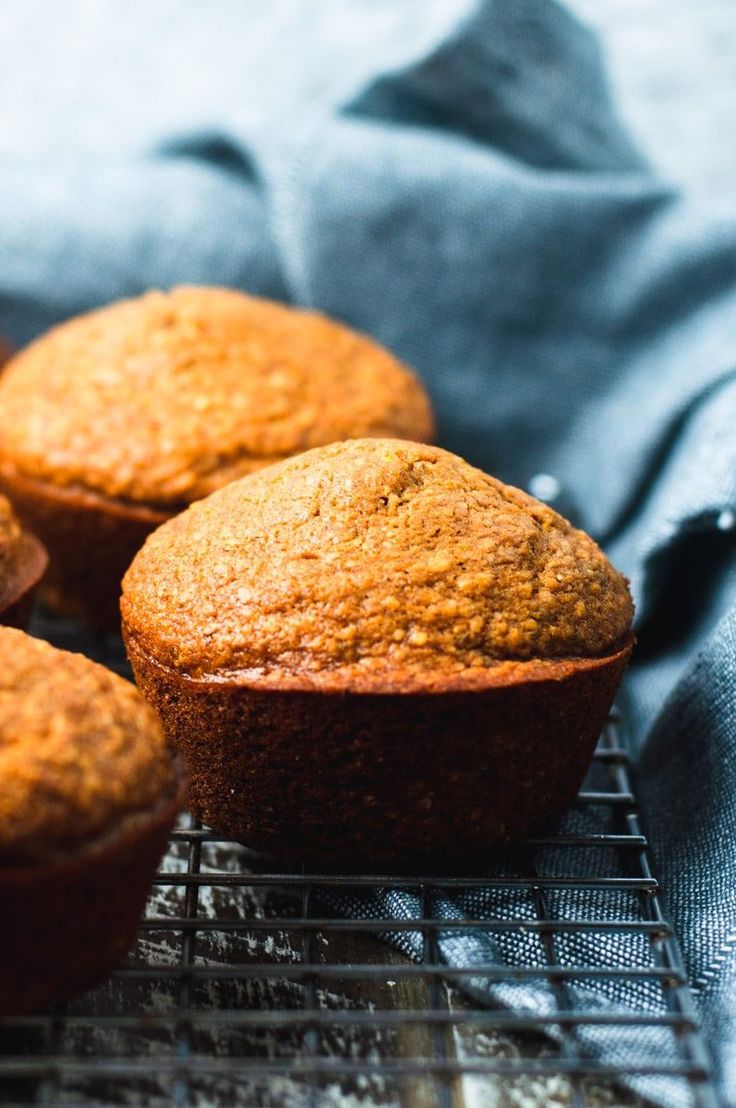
{"left": 0, "top": 614, "right": 719, "bottom": 1108}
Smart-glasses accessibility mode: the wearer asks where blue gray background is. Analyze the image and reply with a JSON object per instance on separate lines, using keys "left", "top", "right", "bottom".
{"left": 1, "top": 2, "right": 735, "bottom": 1102}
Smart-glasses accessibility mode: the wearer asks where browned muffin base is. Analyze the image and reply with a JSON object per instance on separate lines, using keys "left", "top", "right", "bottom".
{"left": 0, "top": 531, "right": 47, "bottom": 629}
{"left": 125, "top": 633, "right": 632, "bottom": 872}
{"left": 0, "top": 467, "right": 169, "bottom": 631}
{"left": 0, "top": 768, "right": 185, "bottom": 1016}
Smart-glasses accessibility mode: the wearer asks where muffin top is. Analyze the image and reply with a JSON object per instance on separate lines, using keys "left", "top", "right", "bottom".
{"left": 0, "top": 629, "right": 178, "bottom": 863}
{"left": 122, "top": 439, "right": 633, "bottom": 687}
{"left": 0, "top": 288, "right": 433, "bottom": 508}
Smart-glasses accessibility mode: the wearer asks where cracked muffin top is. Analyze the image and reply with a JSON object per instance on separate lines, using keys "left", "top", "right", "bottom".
{"left": 122, "top": 439, "right": 633, "bottom": 687}
{"left": 0, "top": 287, "right": 433, "bottom": 509}
{"left": 0, "top": 629, "right": 179, "bottom": 864}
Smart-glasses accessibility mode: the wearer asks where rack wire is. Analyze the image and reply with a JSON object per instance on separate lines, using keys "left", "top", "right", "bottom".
{"left": 0, "top": 614, "right": 720, "bottom": 1107}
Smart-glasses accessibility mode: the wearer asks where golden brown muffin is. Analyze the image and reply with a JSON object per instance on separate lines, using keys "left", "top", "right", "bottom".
{"left": 0, "top": 493, "right": 47, "bottom": 629}
{"left": 122, "top": 439, "right": 633, "bottom": 871}
{"left": 0, "top": 288, "right": 433, "bottom": 628}
{"left": 0, "top": 629, "right": 186, "bottom": 1015}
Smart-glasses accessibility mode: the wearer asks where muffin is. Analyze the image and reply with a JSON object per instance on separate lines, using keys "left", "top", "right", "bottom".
{"left": 0, "top": 629, "right": 186, "bottom": 1016}
{"left": 0, "top": 493, "right": 47, "bottom": 629}
{"left": 0, "top": 288, "right": 433, "bottom": 628}
{"left": 121, "top": 439, "right": 633, "bottom": 871}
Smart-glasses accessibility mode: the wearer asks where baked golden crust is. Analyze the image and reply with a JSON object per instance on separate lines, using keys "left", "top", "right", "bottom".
{"left": 0, "top": 288, "right": 433, "bottom": 508}
{"left": 121, "top": 438, "right": 633, "bottom": 683}
{"left": 0, "top": 628, "right": 177, "bottom": 862}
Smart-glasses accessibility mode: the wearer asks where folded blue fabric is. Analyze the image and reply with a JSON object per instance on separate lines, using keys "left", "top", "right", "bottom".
{"left": 317, "top": 793, "right": 693, "bottom": 1108}
{"left": 1, "top": 0, "right": 735, "bottom": 1102}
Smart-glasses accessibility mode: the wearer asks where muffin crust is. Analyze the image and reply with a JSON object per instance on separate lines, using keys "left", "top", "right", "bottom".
{"left": 0, "top": 288, "right": 433, "bottom": 509}
{"left": 122, "top": 439, "right": 633, "bottom": 684}
{"left": 0, "top": 628, "right": 176, "bottom": 863}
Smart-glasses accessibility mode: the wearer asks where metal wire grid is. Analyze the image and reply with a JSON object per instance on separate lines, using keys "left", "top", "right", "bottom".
{"left": 0, "top": 618, "right": 721, "bottom": 1108}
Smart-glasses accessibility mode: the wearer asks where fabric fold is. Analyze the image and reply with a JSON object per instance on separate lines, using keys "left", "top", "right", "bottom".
{"left": 1, "top": 0, "right": 735, "bottom": 1100}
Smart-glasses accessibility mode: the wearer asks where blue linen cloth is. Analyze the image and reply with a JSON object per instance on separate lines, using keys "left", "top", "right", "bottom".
{"left": 2, "top": 0, "right": 736, "bottom": 1102}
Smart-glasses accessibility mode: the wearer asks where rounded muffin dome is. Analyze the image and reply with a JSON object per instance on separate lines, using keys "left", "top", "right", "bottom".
{"left": 0, "top": 288, "right": 433, "bottom": 509}
{"left": 122, "top": 439, "right": 633, "bottom": 684}
{"left": 0, "top": 628, "right": 177, "bottom": 863}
